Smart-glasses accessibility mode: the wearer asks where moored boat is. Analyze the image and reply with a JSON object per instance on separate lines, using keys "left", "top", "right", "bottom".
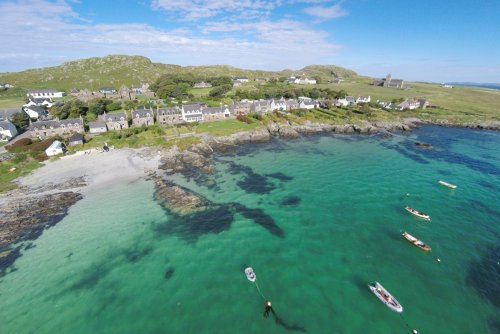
{"left": 402, "top": 231, "right": 432, "bottom": 251}
{"left": 368, "top": 281, "right": 403, "bottom": 313}
{"left": 405, "top": 206, "right": 431, "bottom": 221}
{"left": 245, "top": 267, "right": 256, "bottom": 282}
{"left": 438, "top": 180, "right": 457, "bottom": 189}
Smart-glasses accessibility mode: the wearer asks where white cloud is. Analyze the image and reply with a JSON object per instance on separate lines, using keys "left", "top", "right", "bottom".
{"left": 303, "top": 3, "right": 347, "bottom": 20}
{"left": 0, "top": 0, "right": 343, "bottom": 72}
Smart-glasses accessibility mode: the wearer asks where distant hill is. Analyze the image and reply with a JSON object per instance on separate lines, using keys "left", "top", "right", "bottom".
{"left": 447, "top": 82, "right": 500, "bottom": 90}
{"left": 0, "top": 55, "right": 358, "bottom": 91}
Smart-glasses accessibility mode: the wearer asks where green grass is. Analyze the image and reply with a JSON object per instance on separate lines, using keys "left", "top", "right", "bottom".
{"left": 0, "top": 157, "right": 42, "bottom": 193}
{"left": 195, "top": 119, "right": 263, "bottom": 136}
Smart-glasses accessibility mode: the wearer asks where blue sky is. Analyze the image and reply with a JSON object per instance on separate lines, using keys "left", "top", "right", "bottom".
{"left": 0, "top": 0, "right": 499, "bottom": 82}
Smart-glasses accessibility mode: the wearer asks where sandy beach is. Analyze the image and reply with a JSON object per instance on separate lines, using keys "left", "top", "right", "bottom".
{"left": 17, "top": 147, "right": 162, "bottom": 196}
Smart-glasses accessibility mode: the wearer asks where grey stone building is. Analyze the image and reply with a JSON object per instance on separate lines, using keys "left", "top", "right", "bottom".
{"left": 157, "top": 107, "right": 182, "bottom": 125}
{"left": 30, "top": 117, "right": 84, "bottom": 139}
{"left": 99, "top": 112, "right": 129, "bottom": 131}
{"left": 131, "top": 108, "right": 154, "bottom": 127}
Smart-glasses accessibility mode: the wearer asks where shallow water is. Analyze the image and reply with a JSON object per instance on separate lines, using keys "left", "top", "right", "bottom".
{"left": 1, "top": 126, "right": 499, "bottom": 333}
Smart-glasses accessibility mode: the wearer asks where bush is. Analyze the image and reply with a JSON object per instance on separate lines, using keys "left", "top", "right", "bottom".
{"left": 12, "top": 153, "right": 28, "bottom": 164}
{"left": 33, "top": 153, "right": 49, "bottom": 162}
{"left": 155, "top": 127, "right": 166, "bottom": 136}
{"left": 236, "top": 114, "right": 252, "bottom": 124}
{"left": 248, "top": 113, "right": 262, "bottom": 121}
{"left": 5, "top": 138, "right": 32, "bottom": 151}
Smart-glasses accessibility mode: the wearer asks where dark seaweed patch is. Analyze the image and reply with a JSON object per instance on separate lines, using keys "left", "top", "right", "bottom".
{"left": 0, "top": 246, "right": 22, "bottom": 278}
{"left": 164, "top": 267, "right": 175, "bottom": 280}
{"left": 238, "top": 175, "right": 276, "bottom": 194}
{"left": 125, "top": 245, "right": 153, "bottom": 263}
{"left": 70, "top": 262, "right": 113, "bottom": 291}
{"left": 234, "top": 204, "right": 284, "bottom": 238}
{"left": 466, "top": 244, "right": 500, "bottom": 308}
{"left": 477, "top": 180, "right": 499, "bottom": 192}
{"left": 281, "top": 196, "right": 301, "bottom": 206}
{"left": 266, "top": 172, "right": 293, "bottom": 181}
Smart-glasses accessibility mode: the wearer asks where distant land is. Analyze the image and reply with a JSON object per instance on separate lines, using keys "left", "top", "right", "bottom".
{"left": 447, "top": 82, "right": 500, "bottom": 90}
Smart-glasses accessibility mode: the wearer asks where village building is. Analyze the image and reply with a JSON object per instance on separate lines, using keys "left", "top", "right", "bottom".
{"left": 270, "top": 98, "right": 287, "bottom": 111}
{"left": 88, "top": 121, "right": 108, "bottom": 133}
{"left": 68, "top": 133, "right": 84, "bottom": 146}
{"left": 396, "top": 99, "right": 421, "bottom": 110}
{"left": 233, "top": 80, "right": 242, "bottom": 87}
{"left": 373, "top": 74, "right": 406, "bottom": 88}
{"left": 285, "top": 99, "right": 299, "bottom": 111}
{"left": 294, "top": 78, "right": 317, "bottom": 85}
{"left": 299, "top": 100, "right": 318, "bottom": 109}
{"left": 99, "top": 112, "right": 129, "bottom": 131}
{"left": 157, "top": 107, "right": 182, "bottom": 125}
{"left": 181, "top": 104, "right": 204, "bottom": 122}
{"left": 252, "top": 100, "right": 271, "bottom": 114}
{"left": 0, "top": 120, "right": 18, "bottom": 141}
{"left": 202, "top": 106, "right": 231, "bottom": 121}
{"left": 234, "top": 76, "right": 249, "bottom": 83}
{"left": 232, "top": 102, "right": 252, "bottom": 115}
{"left": 418, "top": 98, "right": 430, "bottom": 109}
{"left": 332, "top": 78, "right": 343, "bottom": 84}
{"left": 45, "top": 140, "right": 65, "bottom": 157}
{"left": 0, "top": 108, "right": 23, "bottom": 121}
{"left": 131, "top": 108, "right": 155, "bottom": 127}
{"left": 255, "top": 78, "right": 267, "bottom": 82}
{"left": 193, "top": 82, "right": 212, "bottom": 88}
{"left": 23, "top": 105, "right": 48, "bottom": 120}
{"left": 345, "top": 96, "right": 357, "bottom": 105}
{"left": 377, "top": 100, "right": 392, "bottom": 108}
{"left": 30, "top": 117, "right": 84, "bottom": 139}
{"left": 99, "top": 87, "right": 117, "bottom": 94}
{"left": 356, "top": 96, "right": 371, "bottom": 103}
{"left": 27, "top": 89, "right": 64, "bottom": 98}
{"left": 335, "top": 98, "right": 350, "bottom": 107}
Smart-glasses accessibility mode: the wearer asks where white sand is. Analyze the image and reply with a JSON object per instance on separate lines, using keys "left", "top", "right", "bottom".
{"left": 18, "top": 148, "right": 162, "bottom": 195}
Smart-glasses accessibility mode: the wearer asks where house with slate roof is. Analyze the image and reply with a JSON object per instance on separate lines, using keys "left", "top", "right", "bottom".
{"left": 270, "top": 98, "right": 287, "bottom": 111}
{"left": 23, "top": 105, "right": 48, "bottom": 120}
{"left": 181, "top": 104, "right": 203, "bottom": 122}
{"left": 251, "top": 100, "right": 271, "bottom": 114}
{"left": 88, "top": 121, "right": 108, "bottom": 133}
{"left": 234, "top": 76, "right": 249, "bottom": 83}
{"left": 232, "top": 102, "right": 251, "bottom": 115}
{"left": 0, "top": 108, "right": 23, "bottom": 121}
{"left": 202, "top": 106, "right": 231, "bottom": 121}
{"left": 285, "top": 99, "right": 299, "bottom": 111}
{"left": 131, "top": 108, "right": 155, "bottom": 127}
{"left": 27, "top": 89, "right": 64, "bottom": 98}
{"left": 68, "top": 133, "right": 84, "bottom": 146}
{"left": 157, "top": 107, "right": 182, "bottom": 125}
{"left": 298, "top": 100, "right": 318, "bottom": 109}
{"left": 30, "top": 117, "right": 84, "bottom": 139}
{"left": 0, "top": 120, "right": 18, "bottom": 141}
{"left": 99, "top": 87, "right": 117, "bottom": 94}
{"left": 99, "top": 112, "right": 129, "bottom": 131}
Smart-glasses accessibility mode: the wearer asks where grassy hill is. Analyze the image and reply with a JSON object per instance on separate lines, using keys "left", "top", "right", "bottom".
{"left": 0, "top": 55, "right": 357, "bottom": 91}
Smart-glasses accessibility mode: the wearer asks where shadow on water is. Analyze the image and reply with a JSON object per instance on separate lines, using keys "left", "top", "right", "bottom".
{"left": 269, "top": 308, "right": 307, "bottom": 332}
{"left": 466, "top": 244, "right": 500, "bottom": 310}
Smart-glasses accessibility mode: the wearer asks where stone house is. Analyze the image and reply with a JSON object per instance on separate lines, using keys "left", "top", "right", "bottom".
{"left": 396, "top": 99, "right": 420, "bottom": 110}
{"left": 251, "top": 100, "right": 271, "bottom": 114}
{"left": 157, "top": 107, "right": 182, "bottom": 125}
{"left": 285, "top": 99, "right": 299, "bottom": 111}
{"left": 202, "top": 106, "right": 231, "bottom": 121}
{"left": 270, "top": 99, "right": 287, "bottom": 111}
{"left": 373, "top": 74, "right": 406, "bottom": 88}
{"left": 99, "top": 112, "right": 129, "bottom": 131}
{"left": 30, "top": 117, "right": 84, "bottom": 139}
{"left": 131, "top": 108, "right": 155, "bottom": 127}
{"left": 68, "top": 133, "right": 84, "bottom": 146}
{"left": 99, "top": 87, "right": 116, "bottom": 94}
{"left": 232, "top": 102, "right": 251, "bottom": 115}
{"left": 357, "top": 96, "right": 371, "bottom": 103}
{"left": 23, "top": 105, "right": 48, "bottom": 120}
{"left": 234, "top": 76, "right": 249, "bottom": 83}
{"left": 88, "top": 121, "right": 108, "bottom": 133}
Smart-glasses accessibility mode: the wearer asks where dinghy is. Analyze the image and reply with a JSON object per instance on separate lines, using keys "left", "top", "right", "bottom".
{"left": 438, "top": 180, "right": 457, "bottom": 189}
{"left": 405, "top": 206, "right": 431, "bottom": 221}
{"left": 245, "top": 267, "right": 256, "bottom": 282}
{"left": 403, "top": 231, "right": 432, "bottom": 251}
{"left": 368, "top": 281, "right": 403, "bottom": 313}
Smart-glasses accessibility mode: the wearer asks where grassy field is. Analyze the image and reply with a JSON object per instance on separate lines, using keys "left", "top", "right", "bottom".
{"left": 0, "top": 156, "right": 42, "bottom": 192}
{"left": 195, "top": 119, "right": 263, "bottom": 136}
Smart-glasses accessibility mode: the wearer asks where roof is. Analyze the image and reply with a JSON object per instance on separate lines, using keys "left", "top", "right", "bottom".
{"left": 99, "top": 87, "right": 116, "bottom": 91}
{"left": 25, "top": 105, "right": 47, "bottom": 113}
{"left": 28, "top": 89, "right": 56, "bottom": 94}
{"left": 0, "top": 108, "right": 23, "bottom": 120}
{"left": 234, "top": 76, "right": 249, "bottom": 79}
{"left": 300, "top": 100, "right": 316, "bottom": 106}
{"left": 0, "top": 120, "right": 14, "bottom": 128}
{"left": 68, "top": 133, "right": 84, "bottom": 142}
{"left": 202, "top": 106, "right": 224, "bottom": 115}
{"left": 183, "top": 104, "right": 203, "bottom": 113}
{"left": 30, "top": 118, "right": 83, "bottom": 130}
{"left": 89, "top": 121, "right": 106, "bottom": 128}
{"left": 254, "top": 101, "right": 269, "bottom": 107}
{"left": 132, "top": 109, "right": 153, "bottom": 118}
{"left": 157, "top": 107, "right": 180, "bottom": 115}
{"left": 46, "top": 140, "right": 63, "bottom": 150}
{"left": 102, "top": 112, "right": 127, "bottom": 122}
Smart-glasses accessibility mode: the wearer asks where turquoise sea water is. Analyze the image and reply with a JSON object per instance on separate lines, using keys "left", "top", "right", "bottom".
{"left": 1, "top": 126, "right": 499, "bottom": 333}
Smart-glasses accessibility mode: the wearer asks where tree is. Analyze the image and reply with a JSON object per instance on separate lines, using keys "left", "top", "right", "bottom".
{"left": 209, "top": 84, "right": 232, "bottom": 98}
{"left": 10, "top": 111, "right": 29, "bottom": 129}
{"left": 210, "top": 76, "right": 233, "bottom": 87}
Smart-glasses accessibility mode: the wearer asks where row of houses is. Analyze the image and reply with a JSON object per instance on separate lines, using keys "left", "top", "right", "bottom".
{"left": 377, "top": 98, "right": 429, "bottom": 110}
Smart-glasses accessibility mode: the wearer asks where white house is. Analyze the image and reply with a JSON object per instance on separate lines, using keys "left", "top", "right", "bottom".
{"left": 396, "top": 99, "right": 420, "bottom": 110}
{"left": 270, "top": 98, "right": 287, "bottom": 111}
{"left": 335, "top": 98, "right": 350, "bottom": 107}
{"left": 356, "top": 96, "right": 371, "bottom": 103}
{"left": 294, "top": 78, "right": 317, "bottom": 85}
{"left": 345, "top": 96, "right": 357, "bottom": 105}
{"left": 234, "top": 76, "right": 249, "bottom": 83}
{"left": 181, "top": 104, "right": 204, "bottom": 122}
{"left": 99, "top": 87, "right": 117, "bottom": 94}
{"left": 299, "top": 100, "right": 317, "bottom": 109}
{"left": 27, "top": 89, "right": 64, "bottom": 98}
{"left": 23, "top": 105, "right": 47, "bottom": 119}
{"left": 24, "top": 98, "right": 54, "bottom": 108}
{"left": 0, "top": 120, "right": 18, "bottom": 141}
{"left": 45, "top": 140, "right": 65, "bottom": 156}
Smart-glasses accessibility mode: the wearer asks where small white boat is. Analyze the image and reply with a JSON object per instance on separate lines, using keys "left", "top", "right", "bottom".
{"left": 405, "top": 206, "right": 431, "bottom": 221}
{"left": 438, "top": 180, "right": 457, "bottom": 189}
{"left": 368, "top": 281, "right": 403, "bottom": 313}
{"left": 245, "top": 267, "right": 256, "bottom": 282}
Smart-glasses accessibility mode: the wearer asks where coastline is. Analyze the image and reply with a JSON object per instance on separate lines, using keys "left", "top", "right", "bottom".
{"left": 0, "top": 117, "right": 498, "bottom": 275}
